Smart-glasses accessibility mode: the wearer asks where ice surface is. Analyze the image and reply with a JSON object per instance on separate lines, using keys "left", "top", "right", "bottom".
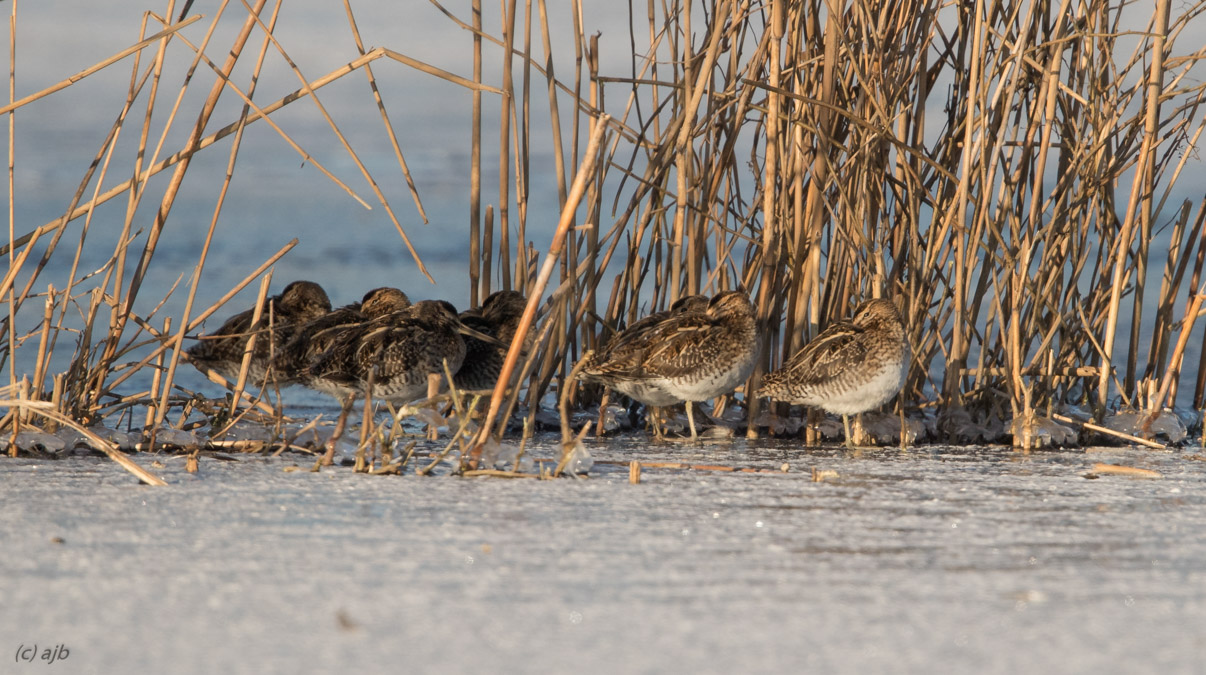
{"left": 2, "top": 439, "right": 1205, "bottom": 675}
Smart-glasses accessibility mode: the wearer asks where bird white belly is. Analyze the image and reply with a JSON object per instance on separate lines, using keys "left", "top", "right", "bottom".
{"left": 812, "top": 363, "right": 905, "bottom": 415}
{"left": 668, "top": 351, "right": 758, "bottom": 402}
{"left": 612, "top": 380, "right": 680, "bottom": 407}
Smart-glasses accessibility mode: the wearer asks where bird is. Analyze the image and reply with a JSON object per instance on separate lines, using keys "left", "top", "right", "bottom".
{"left": 453, "top": 290, "right": 531, "bottom": 392}
{"left": 577, "top": 293, "right": 707, "bottom": 436}
{"left": 596, "top": 294, "right": 709, "bottom": 356}
{"left": 578, "top": 290, "right": 758, "bottom": 440}
{"left": 276, "top": 287, "right": 411, "bottom": 394}
{"left": 757, "top": 297, "right": 909, "bottom": 448}
{"left": 307, "top": 299, "right": 466, "bottom": 445}
{"left": 186, "top": 280, "right": 331, "bottom": 385}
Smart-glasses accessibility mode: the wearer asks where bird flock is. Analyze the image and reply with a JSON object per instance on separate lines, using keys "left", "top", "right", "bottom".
{"left": 187, "top": 281, "right": 908, "bottom": 447}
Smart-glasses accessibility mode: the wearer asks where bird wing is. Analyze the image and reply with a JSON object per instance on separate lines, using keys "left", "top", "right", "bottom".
{"left": 626, "top": 312, "right": 719, "bottom": 380}
{"left": 304, "top": 324, "right": 365, "bottom": 385}
{"left": 774, "top": 321, "right": 869, "bottom": 387}
{"left": 353, "top": 312, "right": 459, "bottom": 386}
{"left": 275, "top": 306, "right": 364, "bottom": 375}
{"left": 186, "top": 308, "right": 256, "bottom": 361}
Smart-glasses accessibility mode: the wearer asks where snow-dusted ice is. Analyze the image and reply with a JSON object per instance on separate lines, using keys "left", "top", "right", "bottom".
{"left": 2, "top": 438, "right": 1204, "bottom": 674}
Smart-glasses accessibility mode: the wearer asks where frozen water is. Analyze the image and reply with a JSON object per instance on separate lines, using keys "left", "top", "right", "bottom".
{"left": 1009, "top": 415, "right": 1078, "bottom": 448}
{"left": 753, "top": 409, "right": 803, "bottom": 436}
{"left": 216, "top": 421, "right": 276, "bottom": 443}
{"left": 596, "top": 405, "right": 625, "bottom": 433}
{"left": 3, "top": 438, "right": 1204, "bottom": 674}
{"left": 479, "top": 438, "right": 539, "bottom": 473}
{"left": 1105, "top": 410, "right": 1189, "bottom": 444}
{"left": 560, "top": 440, "right": 594, "bottom": 475}
{"left": 859, "top": 410, "right": 925, "bottom": 445}
{"left": 12, "top": 430, "right": 66, "bottom": 455}
{"left": 479, "top": 436, "right": 508, "bottom": 469}
{"left": 148, "top": 427, "right": 200, "bottom": 448}
{"left": 939, "top": 406, "right": 1008, "bottom": 444}
{"left": 331, "top": 437, "right": 360, "bottom": 463}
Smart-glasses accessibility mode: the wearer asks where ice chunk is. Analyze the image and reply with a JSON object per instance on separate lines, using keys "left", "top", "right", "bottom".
{"left": 333, "top": 437, "right": 360, "bottom": 462}
{"left": 151, "top": 427, "right": 200, "bottom": 448}
{"left": 857, "top": 411, "right": 922, "bottom": 445}
{"left": 596, "top": 405, "right": 625, "bottom": 433}
{"left": 939, "top": 406, "right": 1007, "bottom": 444}
{"left": 753, "top": 410, "right": 802, "bottom": 436}
{"left": 1147, "top": 411, "right": 1187, "bottom": 443}
{"left": 717, "top": 403, "right": 748, "bottom": 424}
{"left": 515, "top": 454, "right": 536, "bottom": 473}
{"left": 478, "top": 436, "right": 502, "bottom": 467}
{"left": 55, "top": 427, "right": 96, "bottom": 452}
{"left": 811, "top": 416, "right": 844, "bottom": 441}
{"left": 658, "top": 409, "right": 689, "bottom": 434}
{"left": 392, "top": 404, "right": 449, "bottom": 438}
{"left": 55, "top": 425, "right": 135, "bottom": 451}
{"left": 533, "top": 408, "right": 562, "bottom": 429}
{"left": 1009, "top": 415, "right": 1076, "bottom": 448}
{"left": 14, "top": 430, "right": 67, "bottom": 455}
{"left": 482, "top": 439, "right": 531, "bottom": 472}
{"left": 1104, "top": 410, "right": 1187, "bottom": 444}
{"left": 493, "top": 444, "right": 519, "bottom": 471}
{"left": 560, "top": 440, "right": 593, "bottom": 475}
{"left": 1172, "top": 408, "right": 1201, "bottom": 435}
{"left": 221, "top": 422, "right": 275, "bottom": 443}
{"left": 446, "top": 416, "right": 479, "bottom": 441}
{"left": 286, "top": 425, "right": 334, "bottom": 450}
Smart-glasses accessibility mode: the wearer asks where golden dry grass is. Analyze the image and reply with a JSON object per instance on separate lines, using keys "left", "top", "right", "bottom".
{"left": 3, "top": 0, "right": 1206, "bottom": 475}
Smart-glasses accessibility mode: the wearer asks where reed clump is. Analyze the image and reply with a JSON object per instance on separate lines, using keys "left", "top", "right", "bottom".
{"left": 4, "top": 0, "right": 1206, "bottom": 481}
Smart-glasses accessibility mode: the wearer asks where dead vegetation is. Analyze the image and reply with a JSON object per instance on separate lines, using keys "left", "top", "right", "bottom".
{"left": 4, "top": 0, "right": 1206, "bottom": 483}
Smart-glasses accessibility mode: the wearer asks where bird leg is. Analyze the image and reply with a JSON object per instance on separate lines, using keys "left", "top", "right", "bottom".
{"left": 649, "top": 406, "right": 665, "bottom": 441}
{"left": 658, "top": 403, "right": 706, "bottom": 443}
{"left": 841, "top": 414, "right": 854, "bottom": 450}
{"left": 842, "top": 413, "right": 877, "bottom": 451}
{"left": 685, "top": 402, "right": 699, "bottom": 441}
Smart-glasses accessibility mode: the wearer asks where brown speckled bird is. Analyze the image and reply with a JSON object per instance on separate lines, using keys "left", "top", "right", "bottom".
{"left": 307, "top": 300, "right": 466, "bottom": 444}
{"left": 453, "top": 290, "right": 532, "bottom": 391}
{"left": 597, "top": 294, "right": 709, "bottom": 356}
{"left": 276, "top": 287, "right": 411, "bottom": 395}
{"left": 186, "top": 280, "right": 331, "bottom": 384}
{"left": 757, "top": 298, "right": 909, "bottom": 448}
{"left": 578, "top": 290, "right": 757, "bottom": 439}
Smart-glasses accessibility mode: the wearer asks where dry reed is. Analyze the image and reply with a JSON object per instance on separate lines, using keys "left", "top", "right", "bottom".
{"left": 4, "top": 0, "right": 1206, "bottom": 474}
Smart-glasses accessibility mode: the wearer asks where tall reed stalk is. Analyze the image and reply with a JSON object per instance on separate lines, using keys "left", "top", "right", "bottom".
{"left": 4, "top": 0, "right": 1206, "bottom": 464}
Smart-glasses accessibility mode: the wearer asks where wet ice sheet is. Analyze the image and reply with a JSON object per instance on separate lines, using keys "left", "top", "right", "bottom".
{"left": 2, "top": 440, "right": 1204, "bottom": 674}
